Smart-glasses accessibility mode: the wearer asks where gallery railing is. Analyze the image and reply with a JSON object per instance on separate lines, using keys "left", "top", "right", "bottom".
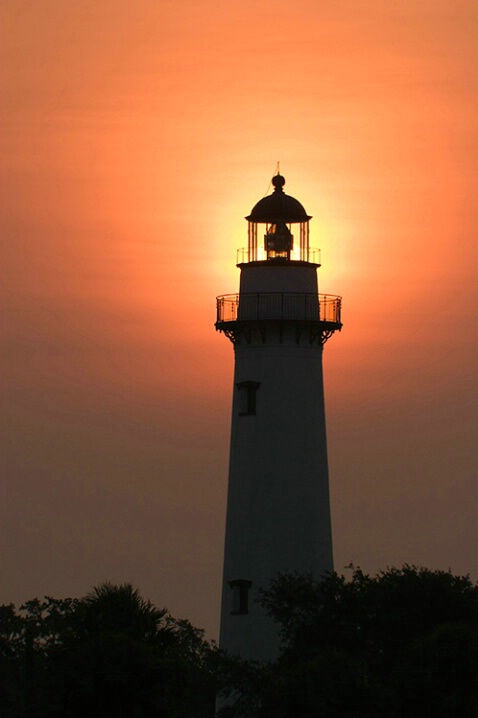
{"left": 216, "top": 293, "right": 342, "bottom": 325}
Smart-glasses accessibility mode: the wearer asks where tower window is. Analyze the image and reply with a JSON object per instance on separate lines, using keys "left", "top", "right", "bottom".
{"left": 229, "top": 579, "right": 252, "bottom": 615}
{"left": 236, "top": 381, "right": 260, "bottom": 416}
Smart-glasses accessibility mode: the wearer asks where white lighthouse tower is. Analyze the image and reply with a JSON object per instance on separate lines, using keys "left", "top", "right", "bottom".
{"left": 216, "top": 173, "right": 342, "bottom": 662}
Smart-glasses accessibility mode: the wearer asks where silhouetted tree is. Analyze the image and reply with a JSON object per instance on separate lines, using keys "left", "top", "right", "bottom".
{"left": 4, "top": 569, "right": 477, "bottom": 718}
{"left": 0, "top": 596, "right": 79, "bottom": 716}
{"left": 0, "top": 584, "right": 216, "bottom": 718}
{"left": 217, "top": 566, "right": 478, "bottom": 718}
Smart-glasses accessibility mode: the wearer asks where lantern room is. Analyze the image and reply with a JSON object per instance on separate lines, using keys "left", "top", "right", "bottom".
{"left": 243, "top": 174, "right": 316, "bottom": 263}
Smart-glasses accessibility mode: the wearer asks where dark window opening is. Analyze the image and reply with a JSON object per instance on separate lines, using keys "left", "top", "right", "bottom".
{"left": 236, "top": 381, "right": 260, "bottom": 416}
{"left": 229, "top": 579, "right": 252, "bottom": 615}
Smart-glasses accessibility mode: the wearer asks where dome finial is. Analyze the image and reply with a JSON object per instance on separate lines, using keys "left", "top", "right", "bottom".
{"left": 272, "top": 172, "right": 285, "bottom": 191}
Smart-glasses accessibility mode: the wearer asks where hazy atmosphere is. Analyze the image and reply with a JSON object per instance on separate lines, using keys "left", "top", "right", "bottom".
{"left": 2, "top": 0, "right": 477, "bottom": 638}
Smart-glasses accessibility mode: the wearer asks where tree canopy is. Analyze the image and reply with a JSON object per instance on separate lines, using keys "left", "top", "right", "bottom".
{"left": 0, "top": 583, "right": 216, "bottom": 718}
{"left": 2, "top": 567, "right": 477, "bottom": 718}
{"left": 217, "top": 566, "right": 478, "bottom": 718}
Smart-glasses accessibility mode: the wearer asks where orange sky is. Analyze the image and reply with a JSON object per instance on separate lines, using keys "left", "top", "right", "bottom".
{"left": 2, "top": 0, "right": 477, "bottom": 637}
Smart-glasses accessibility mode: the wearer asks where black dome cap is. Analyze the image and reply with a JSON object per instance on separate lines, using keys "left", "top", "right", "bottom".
{"left": 246, "top": 175, "right": 311, "bottom": 223}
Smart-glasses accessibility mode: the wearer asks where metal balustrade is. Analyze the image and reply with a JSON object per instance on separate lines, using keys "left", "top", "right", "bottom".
{"left": 236, "top": 247, "right": 321, "bottom": 265}
{"left": 216, "top": 293, "right": 342, "bottom": 325}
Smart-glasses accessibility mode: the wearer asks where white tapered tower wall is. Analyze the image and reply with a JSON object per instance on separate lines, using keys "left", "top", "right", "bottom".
{"left": 219, "top": 262, "right": 334, "bottom": 662}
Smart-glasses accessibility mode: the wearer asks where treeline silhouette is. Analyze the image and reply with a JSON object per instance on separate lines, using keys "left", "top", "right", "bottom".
{"left": 0, "top": 583, "right": 215, "bottom": 717}
{"left": 1, "top": 567, "right": 478, "bottom": 717}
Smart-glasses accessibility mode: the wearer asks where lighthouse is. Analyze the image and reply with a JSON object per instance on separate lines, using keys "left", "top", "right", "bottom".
{"left": 216, "top": 173, "right": 342, "bottom": 662}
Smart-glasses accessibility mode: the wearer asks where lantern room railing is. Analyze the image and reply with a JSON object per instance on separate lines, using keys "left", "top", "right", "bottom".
{"left": 216, "top": 293, "right": 342, "bottom": 326}
{"left": 236, "top": 247, "right": 321, "bottom": 265}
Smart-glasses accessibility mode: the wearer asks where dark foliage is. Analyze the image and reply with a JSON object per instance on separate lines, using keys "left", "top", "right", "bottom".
{"left": 3, "top": 567, "right": 478, "bottom": 718}
{"left": 217, "top": 566, "right": 478, "bottom": 718}
{"left": 0, "top": 583, "right": 216, "bottom": 718}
